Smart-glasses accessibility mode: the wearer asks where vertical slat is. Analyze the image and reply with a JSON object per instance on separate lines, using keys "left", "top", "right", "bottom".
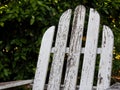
{"left": 79, "top": 8, "right": 100, "bottom": 90}
{"left": 63, "top": 5, "right": 86, "bottom": 90}
{"left": 97, "top": 26, "right": 114, "bottom": 90}
{"left": 33, "top": 26, "right": 55, "bottom": 90}
{"left": 47, "top": 9, "right": 72, "bottom": 90}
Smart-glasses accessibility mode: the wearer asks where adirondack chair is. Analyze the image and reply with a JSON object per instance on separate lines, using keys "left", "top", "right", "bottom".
{"left": 0, "top": 5, "right": 114, "bottom": 90}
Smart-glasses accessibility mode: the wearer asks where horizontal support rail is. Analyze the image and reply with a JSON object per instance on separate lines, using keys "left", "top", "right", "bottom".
{"left": 51, "top": 47, "right": 102, "bottom": 54}
{"left": 44, "top": 84, "right": 97, "bottom": 90}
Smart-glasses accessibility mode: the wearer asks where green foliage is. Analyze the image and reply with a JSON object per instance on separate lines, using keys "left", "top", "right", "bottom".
{"left": 0, "top": 0, "right": 120, "bottom": 84}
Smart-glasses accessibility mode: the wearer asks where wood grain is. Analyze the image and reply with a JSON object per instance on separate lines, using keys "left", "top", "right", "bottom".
{"left": 63, "top": 5, "right": 86, "bottom": 90}
{"left": 79, "top": 8, "right": 100, "bottom": 90}
{"left": 47, "top": 9, "right": 72, "bottom": 90}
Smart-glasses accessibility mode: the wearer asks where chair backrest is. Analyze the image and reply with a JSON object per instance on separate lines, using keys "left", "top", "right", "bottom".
{"left": 33, "top": 5, "right": 114, "bottom": 90}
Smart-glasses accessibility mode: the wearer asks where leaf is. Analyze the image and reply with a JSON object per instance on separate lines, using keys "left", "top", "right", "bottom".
{"left": 0, "top": 22, "right": 4, "bottom": 27}
{"left": 30, "top": 16, "right": 35, "bottom": 25}
{"left": 15, "top": 56, "right": 19, "bottom": 61}
{"left": 37, "top": 1, "right": 43, "bottom": 6}
{"left": 21, "top": 55, "right": 26, "bottom": 60}
{"left": 20, "top": 39, "right": 27, "bottom": 44}
{"left": 4, "top": 69, "right": 9, "bottom": 76}
{"left": 0, "top": 41, "right": 3, "bottom": 44}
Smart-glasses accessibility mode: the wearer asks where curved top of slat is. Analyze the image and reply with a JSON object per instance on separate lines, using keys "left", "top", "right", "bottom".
{"left": 103, "top": 25, "right": 114, "bottom": 39}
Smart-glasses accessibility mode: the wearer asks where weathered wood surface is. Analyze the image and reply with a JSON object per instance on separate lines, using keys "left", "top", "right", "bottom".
{"left": 44, "top": 84, "right": 97, "bottom": 90}
{"left": 51, "top": 47, "right": 102, "bottom": 54}
{"left": 97, "top": 26, "right": 114, "bottom": 90}
{"left": 47, "top": 9, "right": 72, "bottom": 90}
{"left": 79, "top": 8, "right": 100, "bottom": 90}
{"left": 46, "top": 84, "right": 120, "bottom": 90}
{"left": 0, "top": 79, "right": 33, "bottom": 90}
{"left": 33, "top": 26, "right": 55, "bottom": 90}
{"left": 63, "top": 5, "right": 86, "bottom": 90}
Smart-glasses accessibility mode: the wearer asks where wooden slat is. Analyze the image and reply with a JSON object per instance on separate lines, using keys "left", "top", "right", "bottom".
{"left": 33, "top": 26, "right": 55, "bottom": 90}
{"left": 79, "top": 8, "right": 100, "bottom": 90}
{"left": 0, "top": 79, "right": 33, "bottom": 90}
{"left": 47, "top": 9, "right": 72, "bottom": 90}
{"left": 97, "top": 26, "right": 114, "bottom": 90}
{"left": 63, "top": 5, "right": 86, "bottom": 90}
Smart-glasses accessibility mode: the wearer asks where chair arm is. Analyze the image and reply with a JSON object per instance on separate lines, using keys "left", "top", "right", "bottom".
{"left": 0, "top": 79, "right": 33, "bottom": 90}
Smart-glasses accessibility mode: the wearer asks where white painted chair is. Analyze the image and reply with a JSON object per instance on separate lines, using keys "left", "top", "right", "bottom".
{"left": 0, "top": 5, "right": 114, "bottom": 90}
